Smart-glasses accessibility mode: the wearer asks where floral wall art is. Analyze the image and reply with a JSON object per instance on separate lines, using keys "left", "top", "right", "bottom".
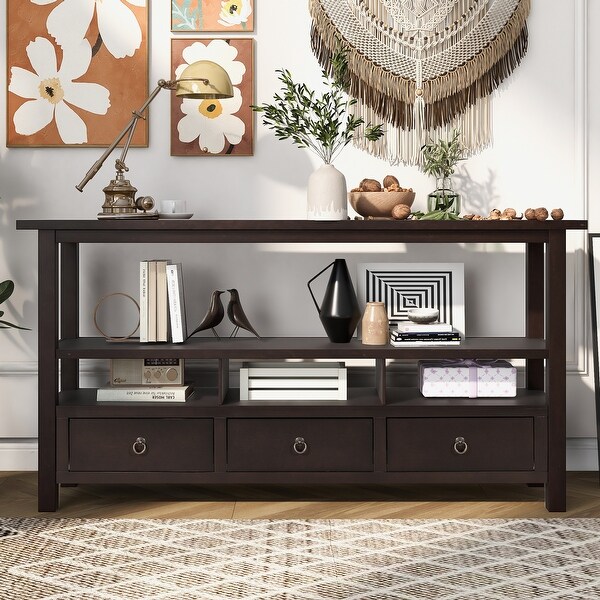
{"left": 172, "top": 0, "right": 254, "bottom": 32}
{"left": 7, "top": 0, "right": 148, "bottom": 147}
{"left": 171, "top": 38, "right": 253, "bottom": 157}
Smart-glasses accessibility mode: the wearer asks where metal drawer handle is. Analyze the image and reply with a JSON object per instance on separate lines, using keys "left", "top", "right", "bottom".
{"left": 453, "top": 436, "right": 468, "bottom": 455}
{"left": 132, "top": 437, "right": 148, "bottom": 455}
{"left": 293, "top": 437, "right": 308, "bottom": 455}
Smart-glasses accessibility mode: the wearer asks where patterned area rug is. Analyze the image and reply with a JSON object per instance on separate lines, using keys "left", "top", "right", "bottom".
{"left": 1, "top": 518, "right": 600, "bottom": 599}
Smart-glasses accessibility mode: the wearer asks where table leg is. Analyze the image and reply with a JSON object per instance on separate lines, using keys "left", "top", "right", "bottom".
{"left": 38, "top": 230, "right": 59, "bottom": 512}
{"left": 545, "top": 230, "right": 566, "bottom": 512}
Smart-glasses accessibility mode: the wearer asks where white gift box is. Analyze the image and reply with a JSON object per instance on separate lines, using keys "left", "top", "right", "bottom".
{"left": 419, "top": 360, "right": 517, "bottom": 398}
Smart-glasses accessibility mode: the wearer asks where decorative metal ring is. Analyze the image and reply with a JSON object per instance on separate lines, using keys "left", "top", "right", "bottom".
{"left": 132, "top": 437, "right": 147, "bottom": 455}
{"left": 453, "top": 436, "right": 468, "bottom": 455}
{"left": 93, "top": 292, "right": 140, "bottom": 342}
{"left": 293, "top": 437, "right": 308, "bottom": 455}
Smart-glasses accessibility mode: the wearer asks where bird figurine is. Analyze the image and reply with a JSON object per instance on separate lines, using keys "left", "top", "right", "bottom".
{"left": 187, "top": 290, "right": 225, "bottom": 339}
{"left": 226, "top": 288, "right": 260, "bottom": 339}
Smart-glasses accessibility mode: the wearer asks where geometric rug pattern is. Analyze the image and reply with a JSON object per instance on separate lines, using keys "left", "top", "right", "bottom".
{"left": 2, "top": 518, "right": 600, "bottom": 599}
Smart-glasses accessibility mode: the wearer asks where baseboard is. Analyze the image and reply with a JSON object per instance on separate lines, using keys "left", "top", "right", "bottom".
{"left": 2, "top": 438, "right": 598, "bottom": 473}
{"left": 566, "top": 437, "right": 599, "bottom": 471}
{"left": 0, "top": 440, "right": 38, "bottom": 471}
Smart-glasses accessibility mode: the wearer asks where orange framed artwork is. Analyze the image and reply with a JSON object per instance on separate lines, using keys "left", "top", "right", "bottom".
{"left": 172, "top": 0, "right": 254, "bottom": 32}
{"left": 171, "top": 38, "right": 253, "bottom": 157}
{"left": 6, "top": 0, "right": 148, "bottom": 147}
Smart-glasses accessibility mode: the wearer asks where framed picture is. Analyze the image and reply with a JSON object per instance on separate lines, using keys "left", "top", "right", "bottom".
{"left": 171, "top": 0, "right": 254, "bottom": 32}
{"left": 6, "top": 0, "right": 148, "bottom": 147}
{"left": 587, "top": 233, "right": 600, "bottom": 475}
{"left": 171, "top": 38, "right": 253, "bottom": 157}
{"left": 357, "top": 263, "right": 466, "bottom": 335}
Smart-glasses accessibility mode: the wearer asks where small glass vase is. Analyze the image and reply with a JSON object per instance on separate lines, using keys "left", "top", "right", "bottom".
{"left": 427, "top": 178, "right": 461, "bottom": 215}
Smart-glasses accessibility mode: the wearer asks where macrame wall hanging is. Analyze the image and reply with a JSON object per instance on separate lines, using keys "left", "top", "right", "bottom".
{"left": 309, "top": 0, "right": 530, "bottom": 165}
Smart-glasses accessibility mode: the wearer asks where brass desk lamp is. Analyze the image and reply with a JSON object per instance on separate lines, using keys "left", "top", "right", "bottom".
{"left": 76, "top": 61, "right": 234, "bottom": 219}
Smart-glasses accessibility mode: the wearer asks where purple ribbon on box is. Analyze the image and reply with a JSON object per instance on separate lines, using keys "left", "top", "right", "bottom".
{"left": 438, "top": 359, "right": 504, "bottom": 398}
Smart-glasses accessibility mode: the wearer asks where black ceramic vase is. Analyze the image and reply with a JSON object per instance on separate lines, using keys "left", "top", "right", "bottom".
{"left": 307, "top": 258, "right": 361, "bottom": 343}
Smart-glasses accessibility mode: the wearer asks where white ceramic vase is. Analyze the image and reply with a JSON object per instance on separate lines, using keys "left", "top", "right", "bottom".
{"left": 307, "top": 163, "right": 348, "bottom": 220}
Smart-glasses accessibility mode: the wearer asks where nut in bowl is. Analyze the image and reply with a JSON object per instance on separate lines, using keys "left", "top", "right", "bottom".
{"left": 348, "top": 190, "right": 416, "bottom": 218}
{"left": 407, "top": 308, "right": 439, "bottom": 324}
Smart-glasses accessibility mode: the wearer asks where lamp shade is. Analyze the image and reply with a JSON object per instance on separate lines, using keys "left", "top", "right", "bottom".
{"left": 175, "top": 60, "right": 234, "bottom": 99}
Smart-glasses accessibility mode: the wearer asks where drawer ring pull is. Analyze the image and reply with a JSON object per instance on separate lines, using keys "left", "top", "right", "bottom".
{"left": 453, "top": 436, "right": 468, "bottom": 455}
{"left": 132, "top": 437, "right": 148, "bottom": 455}
{"left": 293, "top": 437, "right": 308, "bottom": 455}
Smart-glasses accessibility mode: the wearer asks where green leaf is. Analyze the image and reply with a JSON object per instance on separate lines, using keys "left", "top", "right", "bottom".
{"left": 0, "top": 319, "right": 30, "bottom": 330}
{"left": 0, "top": 280, "right": 14, "bottom": 304}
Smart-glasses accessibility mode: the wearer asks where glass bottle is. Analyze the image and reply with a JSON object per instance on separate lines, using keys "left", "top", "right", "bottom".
{"left": 427, "top": 177, "right": 461, "bottom": 215}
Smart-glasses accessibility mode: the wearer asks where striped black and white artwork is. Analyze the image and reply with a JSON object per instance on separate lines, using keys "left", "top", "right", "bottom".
{"left": 357, "top": 263, "right": 465, "bottom": 335}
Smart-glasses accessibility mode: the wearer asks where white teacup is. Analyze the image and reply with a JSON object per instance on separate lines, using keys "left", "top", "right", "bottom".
{"left": 160, "top": 200, "right": 186, "bottom": 214}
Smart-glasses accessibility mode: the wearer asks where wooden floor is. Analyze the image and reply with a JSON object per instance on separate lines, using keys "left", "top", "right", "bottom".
{"left": 1, "top": 472, "right": 600, "bottom": 519}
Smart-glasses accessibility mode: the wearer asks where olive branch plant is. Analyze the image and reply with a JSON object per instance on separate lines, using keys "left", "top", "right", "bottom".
{"left": 421, "top": 129, "right": 464, "bottom": 181}
{"left": 251, "top": 48, "right": 384, "bottom": 164}
{"left": 0, "top": 279, "right": 30, "bottom": 330}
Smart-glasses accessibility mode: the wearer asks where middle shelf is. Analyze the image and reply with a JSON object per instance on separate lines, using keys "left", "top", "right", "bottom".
{"left": 58, "top": 336, "right": 548, "bottom": 359}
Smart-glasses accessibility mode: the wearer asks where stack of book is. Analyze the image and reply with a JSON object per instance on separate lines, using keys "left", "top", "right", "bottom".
{"left": 139, "top": 260, "right": 187, "bottom": 343}
{"left": 390, "top": 321, "right": 461, "bottom": 346}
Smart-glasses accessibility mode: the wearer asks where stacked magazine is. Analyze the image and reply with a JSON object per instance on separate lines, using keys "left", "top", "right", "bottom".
{"left": 390, "top": 321, "right": 462, "bottom": 346}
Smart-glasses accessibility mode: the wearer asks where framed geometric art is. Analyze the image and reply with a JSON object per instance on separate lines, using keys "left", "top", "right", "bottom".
{"left": 172, "top": 0, "right": 254, "bottom": 32}
{"left": 357, "top": 263, "right": 466, "bottom": 336}
{"left": 6, "top": 0, "right": 148, "bottom": 147}
{"left": 171, "top": 38, "right": 253, "bottom": 157}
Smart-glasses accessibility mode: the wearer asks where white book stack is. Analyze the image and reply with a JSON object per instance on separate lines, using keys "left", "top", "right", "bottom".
{"left": 391, "top": 321, "right": 461, "bottom": 346}
{"left": 139, "top": 259, "right": 172, "bottom": 342}
{"left": 239, "top": 362, "right": 347, "bottom": 401}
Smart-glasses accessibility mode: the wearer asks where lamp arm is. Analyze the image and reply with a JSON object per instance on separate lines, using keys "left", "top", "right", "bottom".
{"left": 76, "top": 79, "right": 175, "bottom": 192}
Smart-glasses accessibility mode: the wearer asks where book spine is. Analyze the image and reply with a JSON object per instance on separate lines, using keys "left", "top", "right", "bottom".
{"left": 391, "top": 340, "right": 461, "bottom": 346}
{"left": 176, "top": 264, "right": 187, "bottom": 340}
{"left": 397, "top": 324, "right": 453, "bottom": 333}
{"left": 391, "top": 333, "right": 460, "bottom": 341}
{"left": 156, "top": 260, "right": 169, "bottom": 342}
{"left": 167, "top": 264, "right": 183, "bottom": 343}
{"left": 147, "top": 260, "right": 157, "bottom": 342}
{"left": 139, "top": 261, "right": 148, "bottom": 343}
{"left": 97, "top": 388, "right": 189, "bottom": 401}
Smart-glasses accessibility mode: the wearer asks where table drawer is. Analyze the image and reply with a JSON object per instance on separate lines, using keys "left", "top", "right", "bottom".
{"left": 227, "top": 418, "right": 373, "bottom": 472}
{"left": 69, "top": 418, "right": 213, "bottom": 472}
{"left": 387, "top": 417, "right": 534, "bottom": 472}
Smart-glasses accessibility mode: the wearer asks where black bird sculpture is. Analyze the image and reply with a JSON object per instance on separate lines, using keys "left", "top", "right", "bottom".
{"left": 226, "top": 288, "right": 260, "bottom": 338}
{"left": 187, "top": 290, "right": 225, "bottom": 339}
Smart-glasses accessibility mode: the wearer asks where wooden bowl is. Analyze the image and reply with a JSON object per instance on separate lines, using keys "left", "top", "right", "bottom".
{"left": 348, "top": 191, "right": 416, "bottom": 218}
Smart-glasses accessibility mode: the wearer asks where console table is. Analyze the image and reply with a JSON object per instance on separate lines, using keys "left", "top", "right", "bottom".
{"left": 16, "top": 219, "right": 587, "bottom": 512}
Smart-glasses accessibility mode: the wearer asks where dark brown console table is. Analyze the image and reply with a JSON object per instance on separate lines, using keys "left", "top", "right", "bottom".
{"left": 16, "top": 219, "right": 587, "bottom": 512}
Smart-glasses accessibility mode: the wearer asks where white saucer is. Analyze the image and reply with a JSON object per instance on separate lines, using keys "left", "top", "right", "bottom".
{"left": 158, "top": 212, "right": 194, "bottom": 219}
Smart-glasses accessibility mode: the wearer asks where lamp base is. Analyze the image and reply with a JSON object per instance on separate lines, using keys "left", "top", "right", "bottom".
{"left": 97, "top": 211, "right": 159, "bottom": 220}
{"left": 97, "top": 173, "right": 158, "bottom": 220}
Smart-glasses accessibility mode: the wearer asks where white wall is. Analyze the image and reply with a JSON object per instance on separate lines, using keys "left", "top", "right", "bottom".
{"left": 0, "top": 0, "right": 597, "bottom": 470}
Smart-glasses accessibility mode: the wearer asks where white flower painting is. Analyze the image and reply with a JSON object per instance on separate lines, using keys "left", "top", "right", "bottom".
{"left": 171, "top": 38, "right": 253, "bottom": 156}
{"left": 31, "top": 0, "right": 146, "bottom": 59}
{"left": 177, "top": 88, "right": 245, "bottom": 153}
{"left": 9, "top": 37, "right": 110, "bottom": 144}
{"left": 218, "top": 0, "right": 252, "bottom": 27}
{"left": 7, "top": 0, "right": 148, "bottom": 147}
